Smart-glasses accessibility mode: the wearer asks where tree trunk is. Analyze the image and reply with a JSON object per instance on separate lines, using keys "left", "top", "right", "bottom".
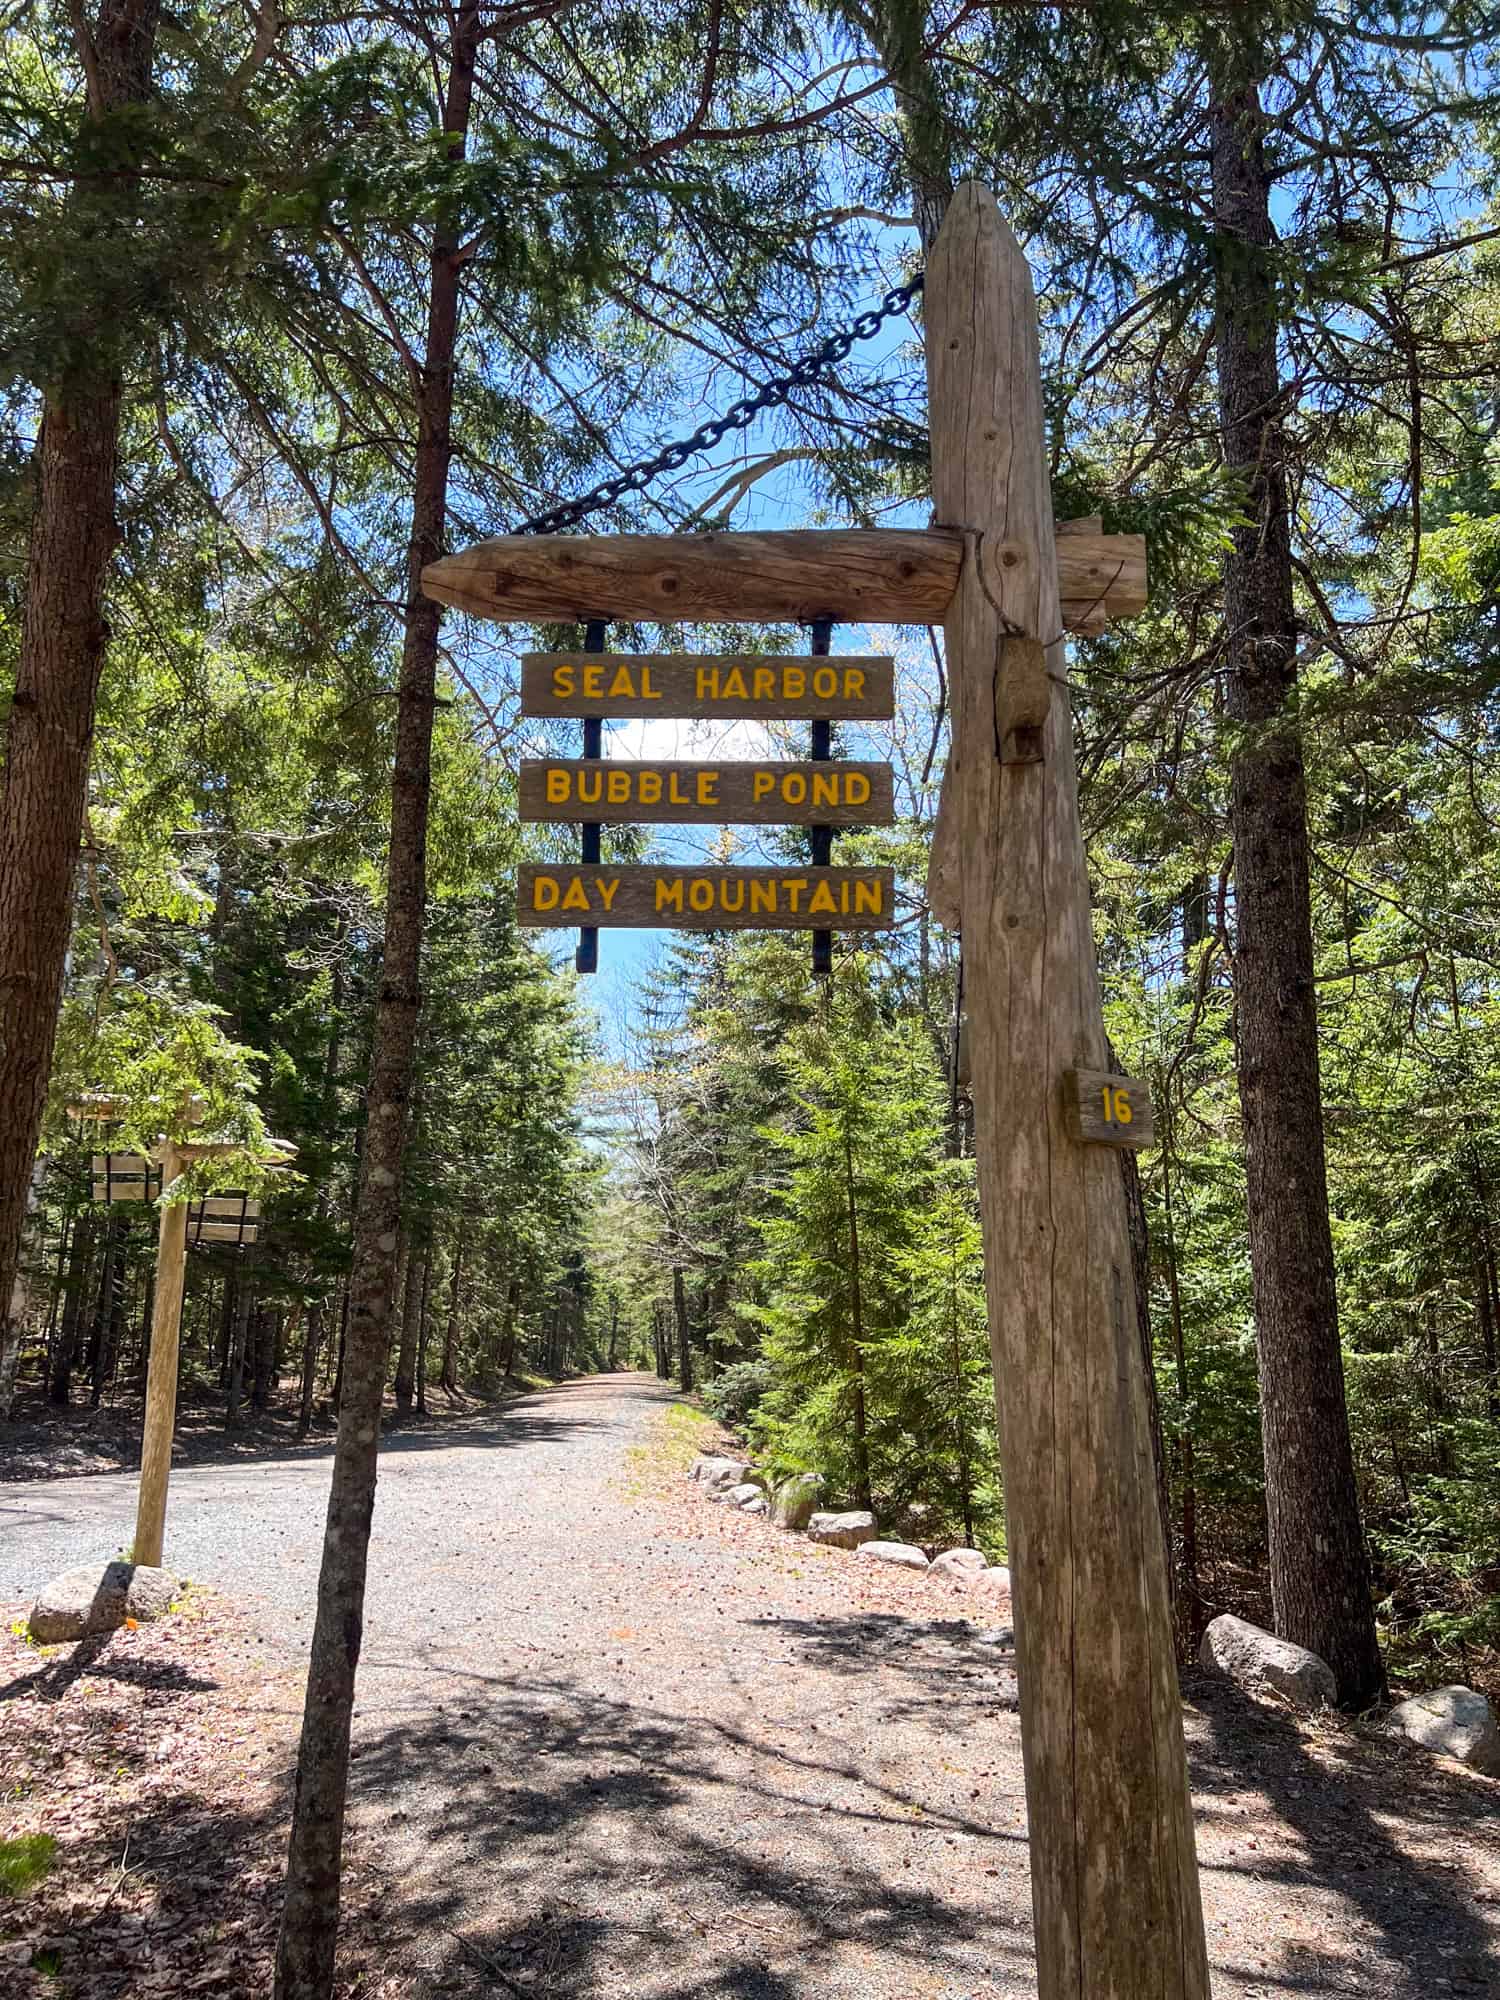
{"left": 0, "top": 0, "right": 163, "bottom": 1344}
{"left": 499, "top": 1277, "right": 520, "bottom": 1381}
{"left": 393, "top": 1235, "right": 423, "bottom": 1416}
{"left": 299, "top": 1299, "right": 324, "bottom": 1438}
{"left": 842, "top": 1125, "right": 872, "bottom": 1511}
{"left": 607, "top": 1295, "right": 619, "bottom": 1371}
{"left": 1208, "top": 45, "right": 1384, "bottom": 1706}
{"left": 49, "top": 1209, "right": 96, "bottom": 1407}
{"left": 673, "top": 1267, "right": 693, "bottom": 1394}
{"left": 440, "top": 1231, "right": 464, "bottom": 1394}
{"left": 1160, "top": 1126, "right": 1201, "bottom": 1655}
{"left": 225, "top": 1272, "right": 254, "bottom": 1430}
{"left": 1477, "top": 1253, "right": 1499, "bottom": 1422}
{"left": 415, "top": 1249, "right": 432, "bottom": 1416}
{"left": 276, "top": 12, "right": 482, "bottom": 1989}
{"left": 252, "top": 1302, "right": 279, "bottom": 1412}
{"left": 87, "top": 1213, "right": 122, "bottom": 1407}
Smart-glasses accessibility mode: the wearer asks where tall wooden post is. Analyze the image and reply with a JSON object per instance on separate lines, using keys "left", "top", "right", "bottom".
{"left": 926, "top": 183, "right": 1210, "bottom": 1997}
{"left": 133, "top": 1143, "right": 188, "bottom": 1568}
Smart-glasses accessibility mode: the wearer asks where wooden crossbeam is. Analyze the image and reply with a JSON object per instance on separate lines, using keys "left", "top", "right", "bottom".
{"left": 422, "top": 526, "right": 1144, "bottom": 630}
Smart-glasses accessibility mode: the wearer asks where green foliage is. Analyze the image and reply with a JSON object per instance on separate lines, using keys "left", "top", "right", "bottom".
{"left": 0, "top": 1833, "right": 56, "bottom": 1897}
{"left": 699, "top": 1359, "right": 774, "bottom": 1431}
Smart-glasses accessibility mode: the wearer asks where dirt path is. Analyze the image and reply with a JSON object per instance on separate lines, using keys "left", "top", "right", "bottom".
{"left": 4, "top": 1373, "right": 1498, "bottom": 1998}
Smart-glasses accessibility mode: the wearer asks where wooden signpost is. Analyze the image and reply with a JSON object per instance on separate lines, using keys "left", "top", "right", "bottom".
{"left": 423, "top": 179, "right": 1205, "bottom": 2000}
{"left": 73, "top": 1104, "right": 294, "bottom": 1568}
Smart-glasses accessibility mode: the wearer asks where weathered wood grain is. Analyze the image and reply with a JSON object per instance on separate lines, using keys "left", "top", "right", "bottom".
{"left": 132, "top": 1143, "right": 187, "bottom": 1568}
{"left": 521, "top": 652, "right": 895, "bottom": 719}
{"left": 1063, "top": 1068, "right": 1156, "bottom": 1150}
{"left": 928, "top": 182, "right": 1208, "bottom": 1998}
{"left": 516, "top": 864, "right": 894, "bottom": 929}
{"left": 422, "top": 527, "right": 1144, "bottom": 630}
{"left": 519, "top": 760, "right": 894, "bottom": 826}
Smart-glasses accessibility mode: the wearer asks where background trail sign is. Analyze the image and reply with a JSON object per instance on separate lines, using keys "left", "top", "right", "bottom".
{"left": 521, "top": 651, "right": 895, "bottom": 719}
{"left": 520, "top": 760, "right": 894, "bottom": 825}
{"left": 518, "top": 864, "right": 895, "bottom": 929}
{"left": 424, "top": 179, "right": 1205, "bottom": 2000}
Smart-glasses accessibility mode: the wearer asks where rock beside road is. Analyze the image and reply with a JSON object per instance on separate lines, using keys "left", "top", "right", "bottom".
{"left": 1386, "top": 1685, "right": 1500, "bottom": 1775}
{"left": 724, "top": 1482, "right": 765, "bottom": 1509}
{"left": 29, "top": 1561, "right": 178, "bottom": 1644}
{"left": 858, "top": 1541, "right": 930, "bottom": 1572}
{"left": 929, "top": 1547, "right": 988, "bottom": 1580}
{"left": 1199, "top": 1613, "right": 1336, "bottom": 1711}
{"left": 770, "top": 1472, "right": 823, "bottom": 1530}
{"left": 693, "top": 1456, "right": 751, "bottom": 1492}
{"left": 808, "top": 1510, "right": 878, "bottom": 1549}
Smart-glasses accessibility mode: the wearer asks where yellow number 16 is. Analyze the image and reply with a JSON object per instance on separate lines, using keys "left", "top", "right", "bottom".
{"left": 1101, "top": 1085, "right": 1133, "bottom": 1125}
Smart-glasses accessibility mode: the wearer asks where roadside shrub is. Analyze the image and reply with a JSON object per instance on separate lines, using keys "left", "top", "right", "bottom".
{"left": 700, "top": 1359, "right": 773, "bottom": 1432}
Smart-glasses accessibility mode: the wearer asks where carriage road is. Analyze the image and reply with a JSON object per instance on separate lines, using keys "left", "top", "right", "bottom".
{"left": 3, "top": 1371, "right": 1497, "bottom": 1998}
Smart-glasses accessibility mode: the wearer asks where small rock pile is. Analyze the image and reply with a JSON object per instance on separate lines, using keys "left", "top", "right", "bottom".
{"left": 689, "top": 1451, "right": 1012, "bottom": 1596}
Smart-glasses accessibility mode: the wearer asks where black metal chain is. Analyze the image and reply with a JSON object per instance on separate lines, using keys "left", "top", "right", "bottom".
{"left": 510, "top": 273, "right": 924, "bottom": 537}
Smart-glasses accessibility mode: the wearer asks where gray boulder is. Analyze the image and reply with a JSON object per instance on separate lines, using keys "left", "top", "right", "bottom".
{"left": 740, "top": 1494, "right": 768, "bottom": 1516}
{"left": 725, "top": 1482, "right": 765, "bottom": 1509}
{"left": 929, "top": 1547, "right": 989, "bottom": 1581}
{"left": 858, "top": 1541, "right": 930, "bottom": 1572}
{"left": 1199, "top": 1613, "right": 1336, "bottom": 1711}
{"left": 807, "top": 1509, "right": 878, "bottom": 1550}
{"left": 693, "top": 1457, "right": 751, "bottom": 1492}
{"left": 770, "top": 1472, "right": 823, "bottom": 1531}
{"left": 1386, "top": 1686, "right": 1500, "bottom": 1775}
{"left": 29, "top": 1562, "right": 178, "bottom": 1645}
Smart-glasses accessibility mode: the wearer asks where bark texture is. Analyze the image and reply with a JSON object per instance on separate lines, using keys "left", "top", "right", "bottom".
{"left": 0, "top": 0, "right": 161, "bottom": 1354}
{"left": 274, "top": 11, "right": 480, "bottom": 1992}
{"left": 1208, "top": 50, "right": 1384, "bottom": 1706}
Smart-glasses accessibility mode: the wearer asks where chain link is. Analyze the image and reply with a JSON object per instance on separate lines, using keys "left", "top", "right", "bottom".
{"left": 509, "top": 274, "right": 924, "bottom": 537}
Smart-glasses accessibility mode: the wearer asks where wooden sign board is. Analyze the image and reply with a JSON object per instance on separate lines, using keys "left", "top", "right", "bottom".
{"left": 1062, "top": 1069, "right": 1155, "bottom": 1150}
{"left": 92, "top": 1154, "right": 162, "bottom": 1204}
{"left": 521, "top": 653, "right": 893, "bottom": 720}
{"left": 517, "top": 865, "right": 894, "bottom": 930}
{"left": 519, "top": 759, "right": 894, "bottom": 826}
{"left": 186, "top": 1196, "right": 260, "bottom": 1249}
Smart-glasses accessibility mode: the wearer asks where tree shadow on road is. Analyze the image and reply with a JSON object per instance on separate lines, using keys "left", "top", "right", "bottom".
{"left": 341, "top": 1660, "right": 1038, "bottom": 1999}
{"left": 1185, "top": 1674, "right": 1500, "bottom": 1996}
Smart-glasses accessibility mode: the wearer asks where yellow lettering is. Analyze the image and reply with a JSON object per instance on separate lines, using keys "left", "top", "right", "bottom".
{"left": 546, "top": 769, "right": 571, "bottom": 804}
{"left": 811, "top": 773, "right": 838, "bottom": 808}
{"left": 846, "top": 773, "right": 870, "bottom": 806}
{"left": 696, "top": 668, "right": 719, "bottom": 702}
{"left": 608, "top": 665, "right": 636, "bottom": 699}
{"left": 808, "top": 882, "right": 835, "bottom": 914}
{"left": 578, "top": 771, "right": 602, "bottom": 806}
{"left": 582, "top": 664, "right": 605, "bottom": 698}
{"left": 844, "top": 668, "right": 866, "bottom": 700}
{"left": 669, "top": 772, "right": 688, "bottom": 805}
{"left": 697, "top": 772, "right": 719, "bottom": 806}
{"left": 751, "top": 880, "right": 776, "bottom": 914}
{"left": 639, "top": 773, "right": 662, "bottom": 805}
{"left": 752, "top": 772, "right": 774, "bottom": 802}
{"left": 840, "top": 879, "right": 850, "bottom": 913}
{"left": 785, "top": 878, "right": 808, "bottom": 912}
{"left": 783, "top": 774, "right": 807, "bottom": 806}
{"left": 721, "top": 879, "right": 745, "bottom": 911}
{"left": 854, "top": 880, "right": 881, "bottom": 915}
{"left": 688, "top": 877, "right": 714, "bottom": 913}
{"left": 551, "top": 665, "right": 575, "bottom": 699}
{"left": 812, "top": 666, "right": 836, "bottom": 699}
{"left": 594, "top": 876, "right": 619, "bottom": 911}
{"left": 784, "top": 667, "right": 805, "bottom": 699}
{"left": 561, "top": 879, "right": 590, "bottom": 912}
{"left": 533, "top": 875, "right": 560, "bottom": 912}
{"left": 641, "top": 666, "right": 661, "bottom": 700}
{"left": 753, "top": 668, "right": 775, "bottom": 701}
{"left": 722, "top": 668, "right": 749, "bottom": 700}
{"left": 655, "top": 877, "right": 684, "bottom": 913}
{"left": 607, "top": 770, "right": 630, "bottom": 804}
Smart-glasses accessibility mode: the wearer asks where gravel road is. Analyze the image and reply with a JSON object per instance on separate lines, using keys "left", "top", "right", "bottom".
{"left": 4, "top": 1372, "right": 1498, "bottom": 1999}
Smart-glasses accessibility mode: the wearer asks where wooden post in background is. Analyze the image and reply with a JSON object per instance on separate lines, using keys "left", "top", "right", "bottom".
{"left": 133, "top": 1143, "right": 188, "bottom": 1567}
{"left": 926, "top": 182, "right": 1210, "bottom": 1997}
